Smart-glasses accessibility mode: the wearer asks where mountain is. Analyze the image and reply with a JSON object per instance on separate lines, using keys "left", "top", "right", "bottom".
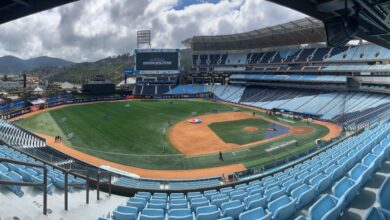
{"left": 32, "top": 53, "right": 134, "bottom": 84}
{"left": 29, "top": 49, "right": 193, "bottom": 84}
{"left": 0, "top": 56, "right": 74, "bottom": 74}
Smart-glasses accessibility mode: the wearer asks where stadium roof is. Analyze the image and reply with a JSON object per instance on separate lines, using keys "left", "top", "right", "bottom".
{"left": 183, "top": 17, "right": 326, "bottom": 51}
{"left": 0, "top": 0, "right": 77, "bottom": 25}
{"left": 268, "top": 0, "right": 390, "bottom": 49}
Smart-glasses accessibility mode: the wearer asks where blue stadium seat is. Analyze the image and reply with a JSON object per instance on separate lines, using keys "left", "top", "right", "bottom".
{"left": 113, "top": 206, "right": 138, "bottom": 220}
{"left": 147, "top": 199, "right": 167, "bottom": 211}
{"left": 349, "top": 163, "right": 371, "bottom": 189}
{"left": 0, "top": 170, "right": 24, "bottom": 197}
{"left": 267, "top": 195, "right": 296, "bottom": 220}
{"left": 0, "top": 163, "right": 8, "bottom": 173}
{"left": 230, "top": 190, "right": 248, "bottom": 202}
{"left": 282, "top": 179, "right": 301, "bottom": 194}
{"left": 195, "top": 205, "right": 220, "bottom": 220}
{"left": 324, "top": 164, "right": 344, "bottom": 182}
{"left": 127, "top": 198, "right": 146, "bottom": 211}
{"left": 243, "top": 193, "right": 267, "bottom": 210}
{"left": 239, "top": 207, "right": 272, "bottom": 220}
{"left": 264, "top": 186, "right": 286, "bottom": 201}
{"left": 220, "top": 186, "right": 234, "bottom": 195}
{"left": 170, "top": 193, "right": 185, "bottom": 200}
{"left": 153, "top": 192, "right": 168, "bottom": 200}
{"left": 291, "top": 183, "right": 316, "bottom": 209}
{"left": 332, "top": 177, "right": 358, "bottom": 209}
{"left": 309, "top": 194, "right": 341, "bottom": 220}
{"left": 247, "top": 186, "right": 264, "bottom": 196}
{"left": 139, "top": 208, "right": 165, "bottom": 220}
{"left": 309, "top": 173, "right": 332, "bottom": 195}
{"left": 169, "top": 199, "right": 188, "bottom": 209}
{"left": 221, "top": 200, "right": 245, "bottom": 219}
{"left": 168, "top": 208, "right": 193, "bottom": 220}
{"left": 190, "top": 197, "right": 209, "bottom": 211}
{"left": 136, "top": 192, "right": 151, "bottom": 201}
{"left": 362, "top": 154, "right": 380, "bottom": 170}
{"left": 211, "top": 194, "right": 229, "bottom": 208}
{"left": 188, "top": 192, "right": 202, "bottom": 199}
{"left": 204, "top": 189, "right": 218, "bottom": 199}
{"left": 372, "top": 145, "right": 387, "bottom": 166}
{"left": 364, "top": 207, "right": 390, "bottom": 220}
{"left": 378, "top": 177, "right": 390, "bottom": 210}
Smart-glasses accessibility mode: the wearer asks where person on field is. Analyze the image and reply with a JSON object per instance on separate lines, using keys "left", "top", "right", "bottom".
{"left": 253, "top": 112, "right": 256, "bottom": 116}
{"left": 219, "top": 151, "right": 223, "bottom": 161}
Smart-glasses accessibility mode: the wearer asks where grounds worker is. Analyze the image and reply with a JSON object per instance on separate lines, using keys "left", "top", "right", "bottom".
{"left": 219, "top": 151, "right": 223, "bottom": 161}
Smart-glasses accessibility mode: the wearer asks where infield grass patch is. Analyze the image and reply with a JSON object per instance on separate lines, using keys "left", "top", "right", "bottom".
{"left": 208, "top": 118, "right": 270, "bottom": 144}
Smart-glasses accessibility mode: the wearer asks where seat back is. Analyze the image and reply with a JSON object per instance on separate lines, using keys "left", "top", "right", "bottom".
{"left": 332, "top": 177, "right": 355, "bottom": 199}
{"left": 269, "top": 195, "right": 296, "bottom": 220}
{"left": 221, "top": 200, "right": 241, "bottom": 211}
{"left": 365, "top": 207, "right": 390, "bottom": 220}
{"left": 309, "top": 195, "right": 338, "bottom": 220}
{"left": 239, "top": 207, "right": 270, "bottom": 220}
{"left": 378, "top": 177, "right": 390, "bottom": 210}
{"left": 142, "top": 208, "right": 164, "bottom": 217}
{"left": 350, "top": 164, "right": 368, "bottom": 181}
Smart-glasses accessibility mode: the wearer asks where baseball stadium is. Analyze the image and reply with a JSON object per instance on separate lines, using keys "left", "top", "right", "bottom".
{"left": 0, "top": 1, "right": 389, "bottom": 220}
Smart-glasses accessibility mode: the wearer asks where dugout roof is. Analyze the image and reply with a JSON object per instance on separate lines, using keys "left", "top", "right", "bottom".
{"left": 0, "top": 0, "right": 77, "bottom": 25}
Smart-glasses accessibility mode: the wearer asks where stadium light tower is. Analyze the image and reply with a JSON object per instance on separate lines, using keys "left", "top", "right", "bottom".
{"left": 137, "top": 30, "right": 152, "bottom": 48}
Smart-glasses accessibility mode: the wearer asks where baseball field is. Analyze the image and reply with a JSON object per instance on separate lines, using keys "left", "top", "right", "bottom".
{"left": 14, "top": 99, "right": 340, "bottom": 176}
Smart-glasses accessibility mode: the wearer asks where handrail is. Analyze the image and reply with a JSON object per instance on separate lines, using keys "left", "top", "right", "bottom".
{"left": 64, "top": 169, "right": 89, "bottom": 211}
{"left": 0, "top": 158, "right": 48, "bottom": 215}
{"left": 96, "top": 170, "right": 112, "bottom": 200}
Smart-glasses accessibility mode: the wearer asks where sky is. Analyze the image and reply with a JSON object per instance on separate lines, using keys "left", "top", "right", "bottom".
{"left": 0, "top": 0, "right": 305, "bottom": 62}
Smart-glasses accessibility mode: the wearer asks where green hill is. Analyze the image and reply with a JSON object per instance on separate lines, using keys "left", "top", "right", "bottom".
{"left": 29, "top": 49, "right": 192, "bottom": 84}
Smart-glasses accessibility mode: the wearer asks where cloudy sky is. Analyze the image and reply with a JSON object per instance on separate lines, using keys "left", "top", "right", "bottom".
{"left": 0, "top": 0, "right": 305, "bottom": 62}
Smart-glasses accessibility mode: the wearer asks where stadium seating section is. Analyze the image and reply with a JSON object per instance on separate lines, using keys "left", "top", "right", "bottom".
{"left": 193, "top": 44, "right": 390, "bottom": 68}
{"left": 100, "top": 121, "right": 390, "bottom": 219}
{"left": 133, "top": 77, "right": 177, "bottom": 96}
{"left": 209, "top": 85, "right": 390, "bottom": 130}
{"left": 0, "top": 119, "right": 46, "bottom": 148}
{"left": 0, "top": 145, "right": 86, "bottom": 197}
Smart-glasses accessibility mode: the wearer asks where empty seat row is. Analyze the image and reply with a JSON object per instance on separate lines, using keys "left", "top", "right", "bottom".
{"left": 99, "top": 122, "right": 390, "bottom": 220}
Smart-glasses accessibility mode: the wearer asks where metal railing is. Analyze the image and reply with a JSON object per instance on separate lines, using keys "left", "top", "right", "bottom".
{"left": 96, "top": 170, "right": 112, "bottom": 200}
{"left": 0, "top": 158, "right": 48, "bottom": 215}
{"left": 64, "top": 169, "right": 90, "bottom": 211}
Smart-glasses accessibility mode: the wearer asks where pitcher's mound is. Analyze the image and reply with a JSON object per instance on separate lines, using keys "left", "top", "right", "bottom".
{"left": 243, "top": 126, "right": 259, "bottom": 132}
{"left": 291, "top": 126, "right": 314, "bottom": 134}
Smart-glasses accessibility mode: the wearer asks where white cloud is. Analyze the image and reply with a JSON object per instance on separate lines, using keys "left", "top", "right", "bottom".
{"left": 0, "top": 0, "right": 304, "bottom": 62}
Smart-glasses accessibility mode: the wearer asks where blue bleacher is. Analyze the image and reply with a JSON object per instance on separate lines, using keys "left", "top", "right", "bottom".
{"left": 100, "top": 122, "right": 390, "bottom": 220}
{"left": 0, "top": 145, "right": 86, "bottom": 197}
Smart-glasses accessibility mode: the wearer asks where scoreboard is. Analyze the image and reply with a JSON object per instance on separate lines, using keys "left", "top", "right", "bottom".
{"left": 135, "top": 49, "right": 180, "bottom": 74}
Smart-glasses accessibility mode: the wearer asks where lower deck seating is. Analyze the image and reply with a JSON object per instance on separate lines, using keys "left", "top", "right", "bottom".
{"left": 212, "top": 85, "right": 390, "bottom": 128}
{"left": 0, "top": 145, "right": 86, "bottom": 196}
{"left": 114, "top": 177, "right": 222, "bottom": 190}
{"left": 0, "top": 119, "right": 46, "bottom": 148}
{"left": 166, "top": 84, "right": 208, "bottom": 95}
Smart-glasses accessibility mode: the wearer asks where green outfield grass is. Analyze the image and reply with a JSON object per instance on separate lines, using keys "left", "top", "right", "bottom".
{"left": 209, "top": 118, "right": 270, "bottom": 144}
{"left": 14, "top": 99, "right": 332, "bottom": 170}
